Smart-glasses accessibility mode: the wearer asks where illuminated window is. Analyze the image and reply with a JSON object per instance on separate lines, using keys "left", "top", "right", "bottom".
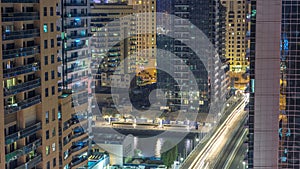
{"left": 43, "top": 24, "right": 48, "bottom": 33}
{"left": 52, "top": 143, "right": 56, "bottom": 152}
{"left": 46, "top": 145, "right": 50, "bottom": 155}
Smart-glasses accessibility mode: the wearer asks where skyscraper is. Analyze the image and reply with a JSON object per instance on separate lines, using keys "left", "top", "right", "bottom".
{"left": 1, "top": 1, "right": 61, "bottom": 169}
{"left": 129, "top": 0, "right": 157, "bottom": 85}
{"left": 0, "top": 1, "right": 92, "bottom": 169}
{"left": 248, "top": 0, "right": 286, "bottom": 168}
{"left": 156, "top": 0, "right": 229, "bottom": 114}
{"left": 90, "top": 1, "right": 137, "bottom": 89}
{"left": 221, "top": 0, "right": 249, "bottom": 89}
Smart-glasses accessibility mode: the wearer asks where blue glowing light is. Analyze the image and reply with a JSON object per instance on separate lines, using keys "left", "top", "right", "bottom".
{"left": 281, "top": 156, "right": 287, "bottom": 162}
{"left": 75, "top": 18, "right": 80, "bottom": 21}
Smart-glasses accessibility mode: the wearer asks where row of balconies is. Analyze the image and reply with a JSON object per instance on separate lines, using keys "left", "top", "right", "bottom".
{"left": 65, "top": 75, "right": 87, "bottom": 85}
{"left": 65, "top": 13, "right": 89, "bottom": 18}
{"left": 5, "top": 122, "right": 42, "bottom": 145}
{"left": 3, "top": 62, "right": 40, "bottom": 78}
{"left": 63, "top": 116, "right": 87, "bottom": 131}
{"left": 1, "top": 0, "right": 39, "bottom": 3}
{"left": 72, "top": 84, "right": 88, "bottom": 93}
{"left": 2, "top": 12, "right": 39, "bottom": 22}
{"left": 66, "top": 65, "right": 88, "bottom": 74}
{"left": 67, "top": 33, "right": 92, "bottom": 40}
{"left": 3, "top": 29, "right": 40, "bottom": 41}
{"left": 15, "top": 154, "right": 42, "bottom": 169}
{"left": 5, "top": 138, "right": 42, "bottom": 163}
{"left": 4, "top": 78, "right": 41, "bottom": 96}
{"left": 3, "top": 45, "right": 40, "bottom": 60}
{"left": 72, "top": 96, "right": 88, "bottom": 107}
{"left": 64, "top": 23, "right": 86, "bottom": 29}
{"left": 4, "top": 95, "right": 41, "bottom": 115}
{"left": 65, "top": 54, "right": 87, "bottom": 62}
{"left": 64, "top": 2, "right": 87, "bottom": 6}
{"left": 65, "top": 43, "right": 86, "bottom": 52}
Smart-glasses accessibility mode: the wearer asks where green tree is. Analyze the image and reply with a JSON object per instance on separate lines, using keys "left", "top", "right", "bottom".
{"left": 161, "top": 141, "right": 178, "bottom": 168}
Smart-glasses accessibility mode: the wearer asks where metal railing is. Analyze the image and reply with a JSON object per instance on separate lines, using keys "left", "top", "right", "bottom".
{"left": 2, "top": 46, "right": 40, "bottom": 60}
{"left": 2, "top": 12, "right": 39, "bottom": 22}
{"left": 3, "top": 29, "right": 40, "bottom": 40}
{"left": 4, "top": 78, "right": 41, "bottom": 96}
{"left": 4, "top": 95, "right": 41, "bottom": 115}
{"left": 1, "top": 0, "right": 39, "bottom": 2}
{"left": 15, "top": 154, "right": 42, "bottom": 169}
{"left": 3, "top": 62, "right": 40, "bottom": 78}
{"left": 5, "top": 138, "right": 42, "bottom": 163}
{"left": 5, "top": 122, "right": 42, "bottom": 145}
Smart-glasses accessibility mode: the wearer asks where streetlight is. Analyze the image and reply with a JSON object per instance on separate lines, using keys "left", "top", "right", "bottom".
{"left": 242, "top": 161, "right": 246, "bottom": 169}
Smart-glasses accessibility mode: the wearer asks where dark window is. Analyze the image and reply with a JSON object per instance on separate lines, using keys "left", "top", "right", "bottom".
{"left": 46, "top": 130, "right": 49, "bottom": 139}
{"left": 50, "top": 7, "right": 54, "bottom": 16}
{"left": 44, "top": 7, "right": 47, "bottom": 16}
{"left": 51, "top": 55, "right": 55, "bottom": 64}
{"left": 52, "top": 109, "right": 56, "bottom": 121}
{"left": 45, "top": 72, "right": 48, "bottom": 81}
{"left": 44, "top": 40, "right": 48, "bottom": 49}
{"left": 51, "top": 70, "right": 55, "bottom": 79}
{"left": 51, "top": 39, "right": 54, "bottom": 48}
{"left": 52, "top": 86, "right": 55, "bottom": 95}
{"left": 44, "top": 56, "right": 48, "bottom": 65}
{"left": 53, "top": 158, "right": 56, "bottom": 167}
{"left": 45, "top": 88, "right": 49, "bottom": 97}
{"left": 50, "top": 23, "right": 54, "bottom": 32}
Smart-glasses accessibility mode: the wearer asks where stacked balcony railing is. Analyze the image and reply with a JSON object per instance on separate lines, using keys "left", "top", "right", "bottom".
{"left": 4, "top": 78, "right": 41, "bottom": 96}
{"left": 14, "top": 154, "right": 42, "bottom": 169}
{"left": 4, "top": 95, "right": 41, "bottom": 115}
{"left": 3, "top": 62, "right": 40, "bottom": 78}
{"left": 5, "top": 138, "right": 42, "bottom": 163}
{"left": 2, "top": 12, "right": 39, "bottom": 22}
{"left": 3, "top": 29, "right": 40, "bottom": 40}
{"left": 3, "top": 46, "right": 40, "bottom": 60}
{"left": 5, "top": 122, "right": 42, "bottom": 145}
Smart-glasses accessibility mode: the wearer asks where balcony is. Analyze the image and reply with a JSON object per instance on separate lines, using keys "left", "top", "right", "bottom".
{"left": 66, "top": 55, "right": 87, "bottom": 62}
{"left": 72, "top": 85, "right": 88, "bottom": 93}
{"left": 5, "top": 138, "right": 42, "bottom": 163}
{"left": 70, "top": 142, "right": 88, "bottom": 154}
{"left": 65, "top": 44, "right": 86, "bottom": 52}
{"left": 5, "top": 122, "right": 42, "bottom": 145}
{"left": 3, "top": 46, "right": 40, "bottom": 60}
{"left": 66, "top": 65, "right": 88, "bottom": 74}
{"left": 64, "top": 2, "right": 87, "bottom": 6}
{"left": 1, "top": 0, "right": 39, "bottom": 3}
{"left": 63, "top": 116, "right": 88, "bottom": 131}
{"left": 4, "top": 78, "right": 41, "bottom": 96}
{"left": 66, "top": 75, "right": 88, "bottom": 85}
{"left": 4, "top": 95, "right": 41, "bottom": 115}
{"left": 3, "top": 62, "right": 40, "bottom": 78}
{"left": 65, "top": 24, "right": 86, "bottom": 29}
{"left": 2, "top": 12, "right": 39, "bottom": 22}
{"left": 70, "top": 157, "right": 88, "bottom": 168}
{"left": 15, "top": 154, "right": 42, "bottom": 169}
{"left": 67, "top": 33, "right": 92, "bottom": 40}
{"left": 72, "top": 97, "right": 88, "bottom": 107}
{"left": 3, "top": 29, "right": 40, "bottom": 41}
{"left": 65, "top": 13, "right": 89, "bottom": 18}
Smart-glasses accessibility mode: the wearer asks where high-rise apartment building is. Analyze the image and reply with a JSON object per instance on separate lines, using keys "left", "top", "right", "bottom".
{"left": 90, "top": 1, "right": 136, "bottom": 89}
{"left": 129, "top": 0, "right": 157, "bottom": 85}
{"left": 221, "top": 0, "right": 249, "bottom": 89}
{"left": 0, "top": 1, "right": 92, "bottom": 169}
{"left": 1, "top": 1, "right": 61, "bottom": 169}
{"left": 247, "top": 0, "right": 293, "bottom": 168}
{"left": 58, "top": 0, "right": 92, "bottom": 168}
{"left": 156, "top": 0, "right": 229, "bottom": 114}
